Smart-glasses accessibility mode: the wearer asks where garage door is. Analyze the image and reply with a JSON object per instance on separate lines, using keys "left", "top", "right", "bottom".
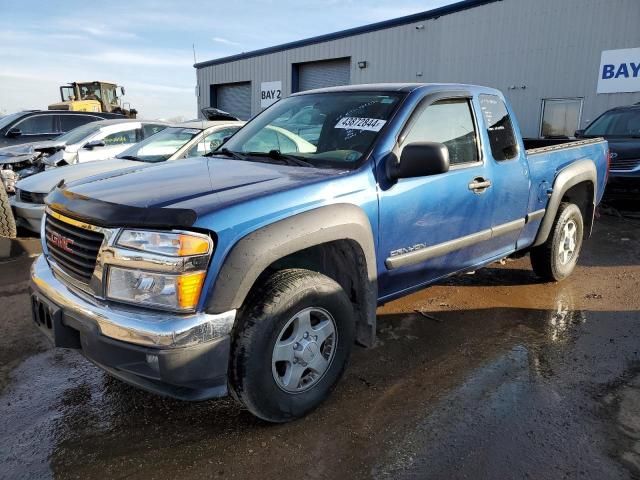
{"left": 215, "top": 82, "right": 252, "bottom": 120}
{"left": 297, "top": 58, "right": 351, "bottom": 92}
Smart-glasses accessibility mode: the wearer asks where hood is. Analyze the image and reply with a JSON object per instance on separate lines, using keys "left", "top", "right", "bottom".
{"left": 606, "top": 137, "right": 640, "bottom": 160}
{"left": 0, "top": 140, "right": 66, "bottom": 164}
{"left": 17, "top": 158, "right": 139, "bottom": 194}
{"left": 54, "top": 157, "right": 344, "bottom": 221}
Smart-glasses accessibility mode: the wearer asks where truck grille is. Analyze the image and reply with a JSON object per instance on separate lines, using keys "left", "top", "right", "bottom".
{"left": 19, "top": 189, "right": 45, "bottom": 204}
{"left": 610, "top": 158, "right": 640, "bottom": 172}
{"left": 45, "top": 214, "right": 104, "bottom": 283}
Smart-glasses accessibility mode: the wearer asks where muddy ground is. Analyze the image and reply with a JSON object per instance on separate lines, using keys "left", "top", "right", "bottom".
{"left": 1, "top": 209, "right": 639, "bottom": 480}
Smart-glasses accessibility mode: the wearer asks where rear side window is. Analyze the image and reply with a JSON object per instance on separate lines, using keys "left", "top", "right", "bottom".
{"left": 60, "top": 114, "right": 98, "bottom": 132}
{"left": 479, "top": 94, "right": 518, "bottom": 161}
{"left": 15, "top": 115, "right": 56, "bottom": 135}
{"left": 103, "top": 128, "right": 139, "bottom": 145}
{"left": 403, "top": 98, "right": 479, "bottom": 166}
{"left": 143, "top": 124, "right": 167, "bottom": 138}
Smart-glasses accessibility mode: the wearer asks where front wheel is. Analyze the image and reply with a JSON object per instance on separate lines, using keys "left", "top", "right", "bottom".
{"left": 229, "top": 269, "right": 355, "bottom": 422}
{"left": 530, "top": 202, "right": 584, "bottom": 282}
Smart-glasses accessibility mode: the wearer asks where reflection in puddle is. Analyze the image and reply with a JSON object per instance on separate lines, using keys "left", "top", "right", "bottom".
{"left": 546, "top": 293, "right": 587, "bottom": 343}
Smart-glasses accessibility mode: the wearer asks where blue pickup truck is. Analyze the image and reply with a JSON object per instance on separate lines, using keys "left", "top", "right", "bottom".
{"left": 30, "top": 83, "right": 608, "bottom": 422}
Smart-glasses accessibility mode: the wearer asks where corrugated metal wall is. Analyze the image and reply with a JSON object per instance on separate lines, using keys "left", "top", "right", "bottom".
{"left": 195, "top": 0, "right": 640, "bottom": 137}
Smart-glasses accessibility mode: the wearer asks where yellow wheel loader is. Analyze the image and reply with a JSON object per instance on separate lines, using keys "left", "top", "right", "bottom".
{"left": 48, "top": 81, "right": 137, "bottom": 118}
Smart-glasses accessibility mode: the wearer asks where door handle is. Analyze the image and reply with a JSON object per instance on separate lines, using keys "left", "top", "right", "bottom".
{"left": 468, "top": 177, "right": 492, "bottom": 193}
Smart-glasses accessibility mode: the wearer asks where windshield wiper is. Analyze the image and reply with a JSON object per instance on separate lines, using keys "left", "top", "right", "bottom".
{"left": 206, "top": 147, "right": 245, "bottom": 159}
{"left": 119, "top": 155, "right": 142, "bottom": 161}
{"left": 246, "top": 150, "right": 315, "bottom": 168}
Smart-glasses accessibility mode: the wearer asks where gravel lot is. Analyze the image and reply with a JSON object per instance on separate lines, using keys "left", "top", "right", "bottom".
{"left": 1, "top": 208, "right": 639, "bottom": 479}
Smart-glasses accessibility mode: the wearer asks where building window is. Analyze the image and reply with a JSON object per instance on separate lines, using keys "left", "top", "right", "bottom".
{"left": 539, "top": 98, "right": 583, "bottom": 138}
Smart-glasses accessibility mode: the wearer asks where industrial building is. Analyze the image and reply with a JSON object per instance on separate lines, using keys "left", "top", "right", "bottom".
{"left": 194, "top": 0, "right": 640, "bottom": 137}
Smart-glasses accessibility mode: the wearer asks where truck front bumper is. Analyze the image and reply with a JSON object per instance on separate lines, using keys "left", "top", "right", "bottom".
{"left": 30, "top": 254, "right": 236, "bottom": 401}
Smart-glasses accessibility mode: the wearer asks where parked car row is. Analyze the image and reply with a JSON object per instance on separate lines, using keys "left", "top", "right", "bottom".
{"left": 12, "top": 120, "right": 244, "bottom": 232}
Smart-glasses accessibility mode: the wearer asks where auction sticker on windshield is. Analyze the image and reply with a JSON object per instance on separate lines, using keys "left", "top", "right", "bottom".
{"left": 335, "top": 117, "right": 387, "bottom": 131}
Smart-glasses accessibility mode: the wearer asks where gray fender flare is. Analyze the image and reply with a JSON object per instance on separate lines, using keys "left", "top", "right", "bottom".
{"left": 533, "top": 159, "right": 597, "bottom": 247}
{"left": 206, "top": 204, "right": 378, "bottom": 345}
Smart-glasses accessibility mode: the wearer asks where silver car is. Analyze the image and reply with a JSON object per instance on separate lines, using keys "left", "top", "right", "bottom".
{"left": 12, "top": 120, "right": 244, "bottom": 232}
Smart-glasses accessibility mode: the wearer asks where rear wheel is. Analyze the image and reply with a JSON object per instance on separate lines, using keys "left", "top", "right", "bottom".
{"left": 530, "top": 202, "right": 583, "bottom": 281}
{"left": 229, "top": 268, "right": 354, "bottom": 422}
{"left": 0, "top": 186, "right": 17, "bottom": 239}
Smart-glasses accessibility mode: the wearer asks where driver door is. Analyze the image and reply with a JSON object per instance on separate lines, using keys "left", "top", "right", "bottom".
{"left": 378, "top": 94, "right": 496, "bottom": 299}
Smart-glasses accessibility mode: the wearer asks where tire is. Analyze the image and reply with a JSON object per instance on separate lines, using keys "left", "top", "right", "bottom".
{"left": 229, "top": 268, "right": 355, "bottom": 422}
{"left": 0, "top": 186, "right": 17, "bottom": 239}
{"left": 530, "top": 202, "right": 584, "bottom": 282}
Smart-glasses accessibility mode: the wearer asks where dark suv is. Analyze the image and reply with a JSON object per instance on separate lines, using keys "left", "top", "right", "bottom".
{"left": 577, "top": 103, "right": 640, "bottom": 197}
{"left": 0, "top": 110, "right": 125, "bottom": 148}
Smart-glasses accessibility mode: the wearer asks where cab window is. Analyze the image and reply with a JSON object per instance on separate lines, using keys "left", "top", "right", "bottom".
{"left": 403, "top": 98, "right": 479, "bottom": 166}
{"left": 479, "top": 94, "right": 519, "bottom": 160}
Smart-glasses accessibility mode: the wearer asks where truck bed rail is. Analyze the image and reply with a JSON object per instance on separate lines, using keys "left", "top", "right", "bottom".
{"left": 525, "top": 137, "right": 606, "bottom": 156}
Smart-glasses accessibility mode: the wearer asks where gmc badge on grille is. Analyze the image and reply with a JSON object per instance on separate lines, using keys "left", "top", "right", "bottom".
{"left": 48, "top": 231, "right": 74, "bottom": 253}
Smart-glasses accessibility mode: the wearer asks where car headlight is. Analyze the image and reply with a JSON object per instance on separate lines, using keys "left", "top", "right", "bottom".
{"left": 107, "top": 267, "right": 206, "bottom": 311}
{"left": 116, "top": 230, "right": 211, "bottom": 256}
{"left": 107, "top": 230, "right": 213, "bottom": 311}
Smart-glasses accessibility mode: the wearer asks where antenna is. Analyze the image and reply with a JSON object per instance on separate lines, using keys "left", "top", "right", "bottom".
{"left": 192, "top": 43, "right": 197, "bottom": 64}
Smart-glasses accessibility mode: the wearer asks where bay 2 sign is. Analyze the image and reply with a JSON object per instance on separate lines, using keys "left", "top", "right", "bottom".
{"left": 597, "top": 47, "right": 640, "bottom": 94}
{"left": 261, "top": 81, "right": 282, "bottom": 108}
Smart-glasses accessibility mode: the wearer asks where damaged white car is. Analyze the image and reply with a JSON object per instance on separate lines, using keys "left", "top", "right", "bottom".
{"left": 0, "top": 119, "right": 167, "bottom": 195}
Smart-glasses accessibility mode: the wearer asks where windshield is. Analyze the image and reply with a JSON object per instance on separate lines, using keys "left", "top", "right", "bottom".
{"left": 116, "top": 127, "right": 201, "bottom": 162}
{"left": 0, "top": 111, "right": 27, "bottom": 131}
{"left": 55, "top": 122, "right": 103, "bottom": 144}
{"left": 584, "top": 109, "right": 640, "bottom": 137}
{"left": 220, "top": 92, "right": 404, "bottom": 168}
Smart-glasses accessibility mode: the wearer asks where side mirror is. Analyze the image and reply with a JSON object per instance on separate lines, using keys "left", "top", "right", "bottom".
{"left": 83, "top": 140, "right": 106, "bottom": 150}
{"left": 120, "top": 86, "right": 126, "bottom": 96}
{"left": 574, "top": 129, "right": 585, "bottom": 138}
{"left": 6, "top": 128, "right": 21, "bottom": 138}
{"left": 387, "top": 142, "right": 450, "bottom": 180}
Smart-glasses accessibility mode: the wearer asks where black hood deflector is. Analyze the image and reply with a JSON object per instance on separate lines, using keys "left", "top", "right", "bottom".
{"left": 46, "top": 187, "right": 197, "bottom": 229}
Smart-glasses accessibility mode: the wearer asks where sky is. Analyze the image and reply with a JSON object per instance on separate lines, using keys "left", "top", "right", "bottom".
{"left": 0, "top": 0, "right": 454, "bottom": 120}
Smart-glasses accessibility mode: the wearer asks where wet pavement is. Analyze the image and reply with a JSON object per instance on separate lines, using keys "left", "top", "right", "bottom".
{"left": 1, "top": 211, "right": 640, "bottom": 479}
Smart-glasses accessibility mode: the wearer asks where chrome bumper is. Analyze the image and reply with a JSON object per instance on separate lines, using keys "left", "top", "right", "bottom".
{"left": 30, "top": 254, "right": 236, "bottom": 349}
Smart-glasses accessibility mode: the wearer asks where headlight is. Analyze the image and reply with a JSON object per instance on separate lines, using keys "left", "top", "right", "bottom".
{"left": 107, "top": 267, "right": 206, "bottom": 311}
{"left": 109, "top": 230, "right": 213, "bottom": 311}
{"left": 116, "top": 230, "right": 212, "bottom": 256}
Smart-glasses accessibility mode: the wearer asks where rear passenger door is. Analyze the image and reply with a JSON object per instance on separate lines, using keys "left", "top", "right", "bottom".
{"left": 378, "top": 93, "right": 496, "bottom": 298}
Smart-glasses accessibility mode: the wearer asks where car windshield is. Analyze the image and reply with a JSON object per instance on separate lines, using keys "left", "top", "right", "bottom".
{"left": 116, "top": 127, "right": 202, "bottom": 162}
{"left": 55, "top": 122, "right": 104, "bottom": 144}
{"left": 220, "top": 92, "right": 404, "bottom": 168}
{"left": 0, "top": 111, "right": 28, "bottom": 130}
{"left": 584, "top": 109, "right": 640, "bottom": 137}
